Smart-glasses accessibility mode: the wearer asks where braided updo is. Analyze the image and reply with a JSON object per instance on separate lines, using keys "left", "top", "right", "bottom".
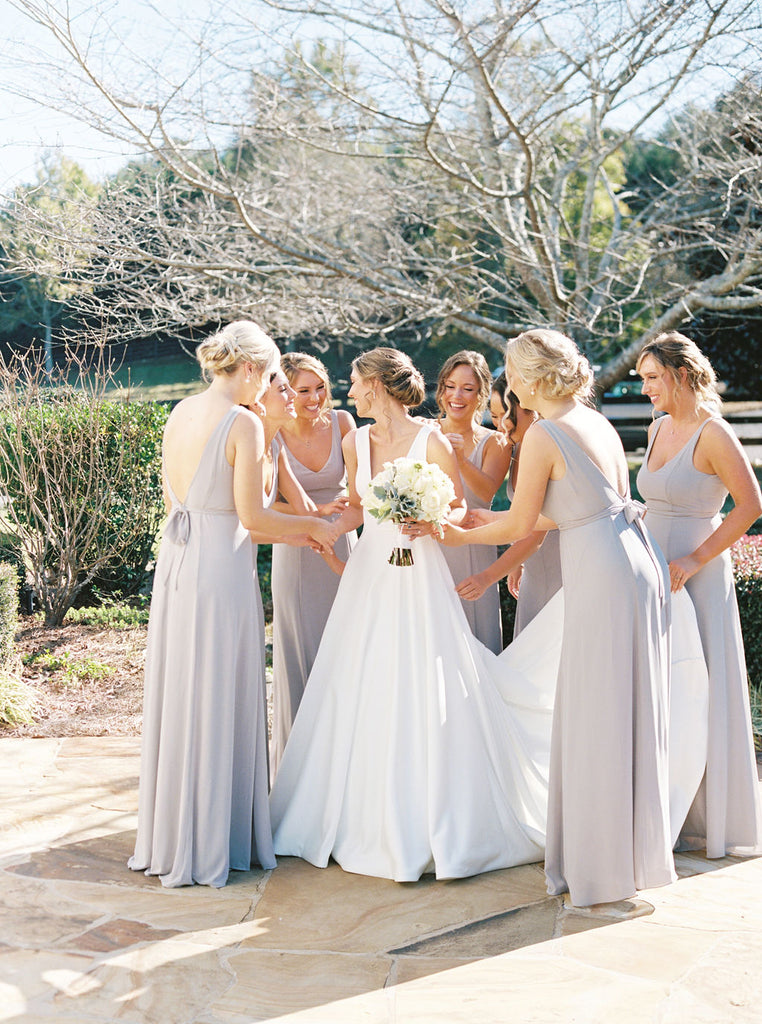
{"left": 352, "top": 347, "right": 426, "bottom": 409}
{"left": 505, "top": 329, "right": 594, "bottom": 402}
{"left": 196, "top": 321, "right": 279, "bottom": 383}
{"left": 636, "top": 332, "right": 721, "bottom": 412}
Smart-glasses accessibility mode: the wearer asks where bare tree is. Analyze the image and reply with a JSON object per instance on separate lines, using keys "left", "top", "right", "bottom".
{"left": 6, "top": 0, "right": 762, "bottom": 383}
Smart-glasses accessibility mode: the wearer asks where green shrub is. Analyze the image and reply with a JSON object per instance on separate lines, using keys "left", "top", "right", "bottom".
{"left": 732, "top": 534, "right": 762, "bottom": 696}
{"left": 0, "top": 562, "right": 17, "bottom": 669}
{"left": 0, "top": 355, "right": 169, "bottom": 625}
{"left": 0, "top": 533, "right": 26, "bottom": 605}
{"left": 67, "top": 598, "right": 151, "bottom": 628}
{"left": 79, "top": 401, "right": 168, "bottom": 601}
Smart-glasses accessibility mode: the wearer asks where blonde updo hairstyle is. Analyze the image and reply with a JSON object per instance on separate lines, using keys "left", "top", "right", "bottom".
{"left": 352, "top": 347, "right": 426, "bottom": 409}
{"left": 435, "top": 350, "right": 493, "bottom": 421}
{"left": 636, "top": 332, "right": 721, "bottom": 413}
{"left": 196, "top": 320, "right": 279, "bottom": 383}
{"left": 505, "top": 329, "right": 594, "bottom": 403}
{"left": 280, "top": 352, "right": 333, "bottom": 418}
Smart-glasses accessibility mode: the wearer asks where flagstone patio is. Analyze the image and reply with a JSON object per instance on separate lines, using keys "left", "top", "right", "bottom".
{"left": 1, "top": 736, "right": 761, "bottom": 1022}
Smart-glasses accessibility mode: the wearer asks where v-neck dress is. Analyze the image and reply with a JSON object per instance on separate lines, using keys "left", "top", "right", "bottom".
{"left": 637, "top": 417, "right": 762, "bottom": 856}
{"left": 270, "top": 411, "right": 356, "bottom": 777}
{"left": 441, "top": 431, "right": 503, "bottom": 653}
{"left": 129, "top": 406, "right": 275, "bottom": 887}
{"left": 539, "top": 419, "right": 675, "bottom": 906}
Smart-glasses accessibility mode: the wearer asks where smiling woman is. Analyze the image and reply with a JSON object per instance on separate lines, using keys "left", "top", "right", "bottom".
{"left": 434, "top": 351, "right": 512, "bottom": 653}
{"left": 636, "top": 331, "right": 762, "bottom": 858}
{"left": 269, "top": 352, "right": 357, "bottom": 778}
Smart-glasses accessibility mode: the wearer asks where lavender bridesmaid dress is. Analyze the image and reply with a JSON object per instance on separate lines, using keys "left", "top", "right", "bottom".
{"left": 270, "top": 411, "right": 356, "bottom": 775}
{"left": 637, "top": 417, "right": 762, "bottom": 856}
{"left": 129, "top": 407, "right": 275, "bottom": 887}
{"left": 539, "top": 420, "right": 675, "bottom": 906}
{"left": 441, "top": 432, "right": 503, "bottom": 653}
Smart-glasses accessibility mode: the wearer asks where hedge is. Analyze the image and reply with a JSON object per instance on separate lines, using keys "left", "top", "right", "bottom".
{"left": 732, "top": 534, "right": 762, "bottom": 695}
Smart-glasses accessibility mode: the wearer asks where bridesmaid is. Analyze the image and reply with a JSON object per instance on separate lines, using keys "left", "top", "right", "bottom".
{"left": 457, "top": 384, "right": 562, "bottom": 636}
{"left": 637, "top": 331, "right": 762, "bottom": 856}
{"left": 444, "top": 328, "right": 675, "bottom": 909}
{"left": 436, "top": 351, "right": 512, "bottom": 652}
{"left": 270, "top": 352, "right": 356, "bottom": 776}
{"left": 128, "top": 322, "right": 338, "bottom": 887}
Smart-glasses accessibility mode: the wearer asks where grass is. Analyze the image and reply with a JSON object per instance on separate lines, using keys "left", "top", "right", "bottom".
{"left": 106, "top": 355, "right": 204, "bottom": 403}
{"left": 67, "top": 600, "right": 151, "bottom": 629}
{"left": 0, "top": 670, "right": 36, "bottom": 725}
{"left": 23, "top": 649, "right": 115, "bottom": 686}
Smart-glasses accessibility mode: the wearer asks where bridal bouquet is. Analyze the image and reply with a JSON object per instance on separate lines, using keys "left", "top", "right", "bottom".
{"left": 362, "top": 457, "right": 456, "bottom": 565}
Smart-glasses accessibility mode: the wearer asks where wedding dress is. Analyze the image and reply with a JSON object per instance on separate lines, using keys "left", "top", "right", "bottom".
{"left": 270, "top": 424, "right": 561, "bottom": 881}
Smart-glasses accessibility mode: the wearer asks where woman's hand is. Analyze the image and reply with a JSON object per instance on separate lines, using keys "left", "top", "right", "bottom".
{"left": 443, "top": 432, "right": 466, "bottom": 462}
{"left": 317, "top": 495, "right": 350, "bottom": 517}
{"left": 668, "top": 554, "right": 702, "bottom": 593}
{"left": 439, "top": 521, "right": 467, "bottom": 546}
{"left": 308, "top": 517, "right": 341, "bottom": 551}
{"left": 506, "top": 565, "right": 523, "bottom": 599}
{"left": 455, "top": 571, "right": 488, "bottom": 601}
{"left": 400, "top": 518, "right": 437, "bottom": 540}
{"left": 465, "top": 507, "right": 499, "bottom": 529}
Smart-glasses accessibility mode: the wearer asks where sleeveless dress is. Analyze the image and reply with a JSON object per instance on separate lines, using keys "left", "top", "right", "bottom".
{"left": 637, "top": 418, "right": 762, "bottom": 856}
{"left": 505, "top": 455, "right": 563, "bottom": 637}
{"left": 270, "top": 424, "right": 563, "bottom": 882}
{"left": 539, "top": 420, "right": 676, "bottom": 906}
{"left": 441, "top": 432, "right": 503, "bottom": 653}
{"left": 270, "top": 412, "right": 357, "bottom": 776}
{"left": 129, "top": 407, "right": 276, "bottom": 887}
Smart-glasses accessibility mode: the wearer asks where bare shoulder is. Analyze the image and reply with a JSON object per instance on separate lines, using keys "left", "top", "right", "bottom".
{"left": 336, "top": 408, "right": 356, "bottom": 435}
{"left": 426, "top": 426, "right": 455, "bottom": 458}
{"left": 341, "top": 425, "right": 360, "bottom": 457}
{"left": 697, "top": 416, "right": 745, "bottom": 457}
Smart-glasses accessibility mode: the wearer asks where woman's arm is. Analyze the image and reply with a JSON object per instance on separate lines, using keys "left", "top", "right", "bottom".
{"left": 442, "top": 423, "right": 557, "bottom": 546}
{"left": 669, "top": 418, "right": 762, "bottom": 591}
{"left": 455, "top": 531, "right": 547, "bottom": 601}
{"left": 230, "top": 413, "right": 339, "bottom": 549}
{"left": 448, "top": 430, "right": 512, "bottom": 505}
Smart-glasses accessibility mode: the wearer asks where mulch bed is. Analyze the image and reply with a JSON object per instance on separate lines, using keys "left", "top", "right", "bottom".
{"left": 5, "top": 616, "right": 146, "bottom": 738}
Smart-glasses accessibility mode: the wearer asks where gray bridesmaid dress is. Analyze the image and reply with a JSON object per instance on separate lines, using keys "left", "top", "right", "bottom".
{"left": 539, "top": 419, "right": 675, "bottom": 906}
{"left": 129, "top": 406, "right": 276, "bottom": 887}
{"left": 270, "top": 411, "right": 356, "bottom": 775}
{"left": 637, "top": 417, "right": 762, "bottom": 856}
{"left": 505, "top": 446, "right": 562, "bottom": 637}
{"left": 441, "top": 432, "right": 503, "bottom": 653}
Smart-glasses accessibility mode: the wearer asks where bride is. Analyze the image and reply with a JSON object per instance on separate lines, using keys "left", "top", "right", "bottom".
{"left": 269, "top": 347, "right": 561, "bottom": 882}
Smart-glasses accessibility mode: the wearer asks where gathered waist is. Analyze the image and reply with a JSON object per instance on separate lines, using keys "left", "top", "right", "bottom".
{"left": 557, "top": 498, "right": 645, "bottom": 532}
{"left": 642, "top": 506, "right": 719, "bottom": 522}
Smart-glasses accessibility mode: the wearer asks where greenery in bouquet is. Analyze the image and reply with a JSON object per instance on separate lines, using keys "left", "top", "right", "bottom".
{"left": 362, "top": 457, "right": 455, "bottom": 566}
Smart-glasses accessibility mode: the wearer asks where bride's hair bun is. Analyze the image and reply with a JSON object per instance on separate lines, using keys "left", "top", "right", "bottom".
{"left": 196, "top": 321, "right": 279, "bottom": 381}
{"left": 505, "top": 329, "right": 594, "bottom": 402}
{"left": 353, "top": 347, "right": 426, "bottom": 409}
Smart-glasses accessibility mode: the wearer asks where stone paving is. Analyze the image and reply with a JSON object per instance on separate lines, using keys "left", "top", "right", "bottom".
{"left": 2, "top": 736, "right": 762, "bottom": 1023}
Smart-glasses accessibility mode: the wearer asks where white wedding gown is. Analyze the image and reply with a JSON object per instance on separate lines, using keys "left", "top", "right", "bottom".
{"left": 269, "top": 424, "right": 709, "bottom": 881}
{"left": 270, "top": 424, "right": 561, "bottom": 881}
